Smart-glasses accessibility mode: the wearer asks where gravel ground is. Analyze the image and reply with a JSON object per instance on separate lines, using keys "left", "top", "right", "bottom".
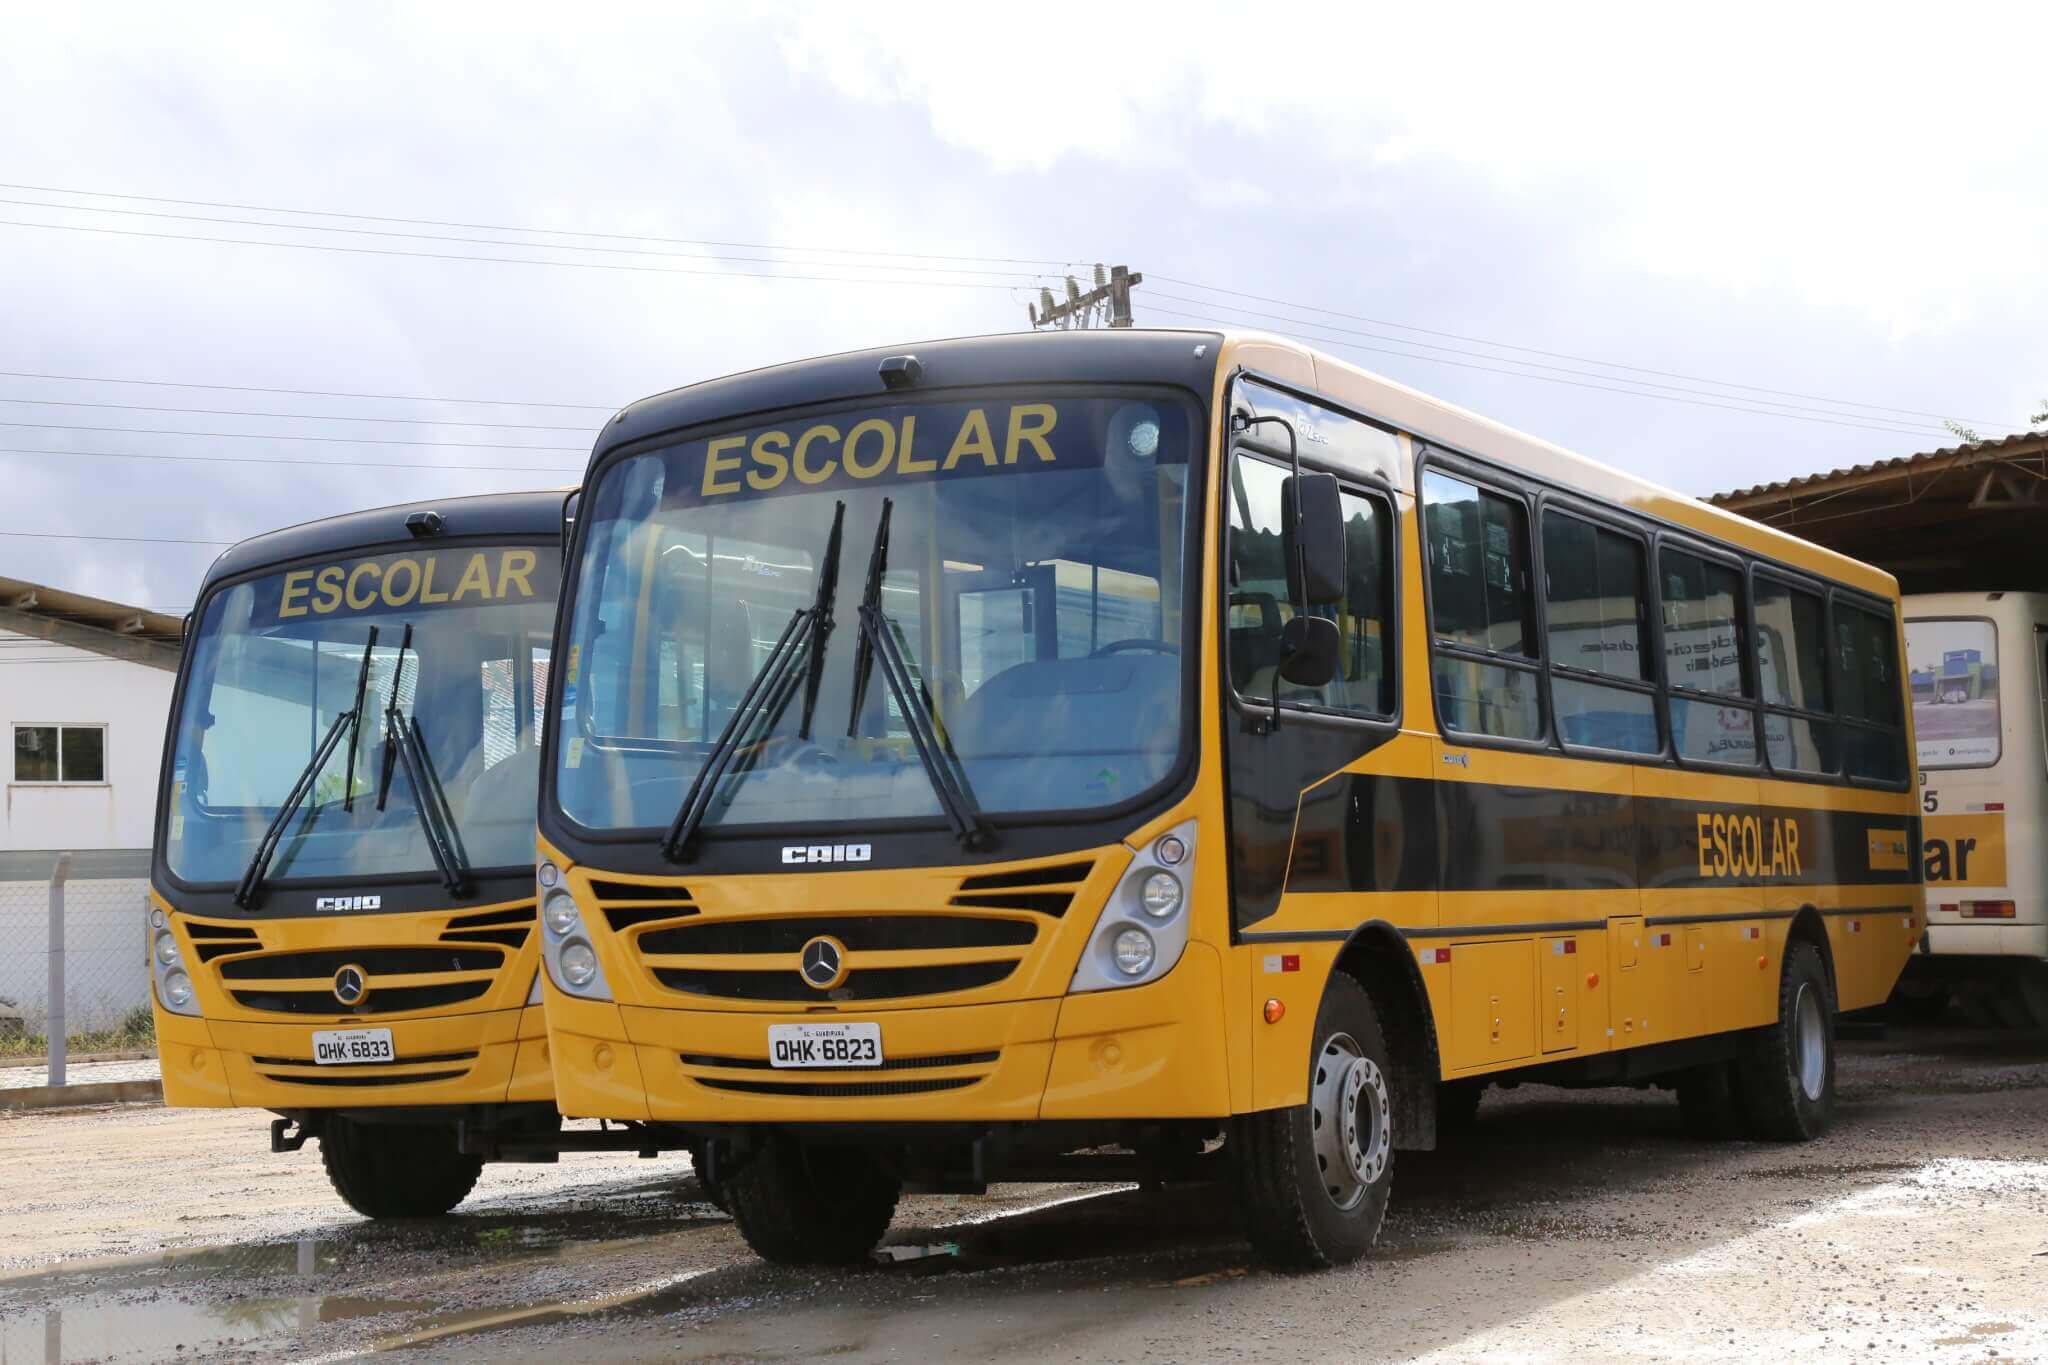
{"left": 3, "top": 1024, "right": 2047, "bottom": 1362}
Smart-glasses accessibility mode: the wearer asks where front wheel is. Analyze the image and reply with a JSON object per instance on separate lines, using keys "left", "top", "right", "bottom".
{"left": 1236, "top": 973, "right": 1395, "bottom": 1269}
{"left": 320, "top": 1118, "right": 483, "bottom": 1219}
{"left": 1733, "top": 940, "right": 1835, "bottom": 1141}
{"left": 722, "top": 1140, "right": 900, "bottom": 1265}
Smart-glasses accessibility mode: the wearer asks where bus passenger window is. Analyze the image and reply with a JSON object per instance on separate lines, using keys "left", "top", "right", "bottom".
{"left": 1423, "top": 470, "right": 1541, "bottom": 741}
{"left": 1226, "top": 454, "right": 1392, "bottom": 716}
{"left": 1659, "top": 548, "right": 1756, "bottom": 766}
{"left": 1541, "top": 512, "right": 1657, "bottom": 754}
{"left": 1834, "top": 602, "right": 1907, "bottom": 782}
{"left": 1754, "top": 576, "right": 1835, "bottom": 774}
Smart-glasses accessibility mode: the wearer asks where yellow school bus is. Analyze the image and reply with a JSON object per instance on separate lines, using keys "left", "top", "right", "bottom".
{"left": 150, "top": 491, "right": 572, "bottom": 1216}
{"left": 534, "top": 331, "right": 1919, "bottom": 1266}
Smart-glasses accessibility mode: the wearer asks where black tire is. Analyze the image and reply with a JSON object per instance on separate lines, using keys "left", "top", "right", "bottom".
{"left": 1732, "top": 940, "right": 1835, "bottom": 1142}
{"left": 685, "top": 1140, "right": 730, "bottom": 1214}
{"left": 320, "top": 1118, "right": 483, "bottom": 1219}
{"left": 1236, "top": 973, "right": 1395, "bottom": 1270}
{"left": 1674, "top": 1062, "right": 1743, "bottom": 1139}
{"left": 1436, "top": 1080, "right": 1484, "bottom": 1138}
{"left": 722, "top": 1139, "right": 900, "bottom": 1265}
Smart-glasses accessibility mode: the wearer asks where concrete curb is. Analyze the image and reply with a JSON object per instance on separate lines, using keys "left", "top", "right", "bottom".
{"left": 0, "top": 1079, "right": 162, "bottom": 1112}
{"left": 0, "top": 1050, "right": 155, "bottom": 1071}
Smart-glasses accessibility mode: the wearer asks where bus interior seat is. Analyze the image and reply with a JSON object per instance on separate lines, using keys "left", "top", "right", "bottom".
{"left": 947, "top": 653, "right": 1178, "bottom": 764}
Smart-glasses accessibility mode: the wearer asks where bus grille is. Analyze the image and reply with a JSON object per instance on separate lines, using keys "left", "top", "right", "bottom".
{"left": 201, "top": 915, "right": 521, "bottom": 1017}
{"left": 679, "top": 1047, "right": 997, "bottom": 1098}
{"left": 251, "top": 1049, "right": 479, "bottom": 1088}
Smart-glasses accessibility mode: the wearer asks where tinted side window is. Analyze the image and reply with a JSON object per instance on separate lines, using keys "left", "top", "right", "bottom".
{"left": 1754, "top": 576, "right": 1835, "bottom": 774}
{"left": 1423, "top": 471, "right": 1533, "bottom": 657}
{"left": 1660, "top": 548, "right": 1756, "bottom": 766}
{"left": 1543, "top": 512, "right": 1656, "bottom": 754}
{"left": 1226, "top": 454, "right": 1393, "bottom": 717}
{"left": 1836, "top": 602, "right": 1907, "bottom": 782}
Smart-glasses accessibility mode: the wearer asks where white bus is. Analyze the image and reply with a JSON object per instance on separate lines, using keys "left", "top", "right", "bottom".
{"left": 1902, "top": 592, "right": 2048, "bottom": 1025}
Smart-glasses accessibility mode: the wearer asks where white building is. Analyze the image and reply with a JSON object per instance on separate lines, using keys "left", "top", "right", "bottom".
{"left": 0, "top": 575, "right": 183, "bottom": 1032}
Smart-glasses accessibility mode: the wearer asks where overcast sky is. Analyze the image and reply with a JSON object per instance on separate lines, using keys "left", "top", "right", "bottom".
{"left": 4, "top": 3, "right": 2045, "bottom": 611}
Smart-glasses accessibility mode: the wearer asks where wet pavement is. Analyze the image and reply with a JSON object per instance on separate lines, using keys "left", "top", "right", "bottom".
{"left": 4, "top": 1025, "right": 2048, "bottom": 1361}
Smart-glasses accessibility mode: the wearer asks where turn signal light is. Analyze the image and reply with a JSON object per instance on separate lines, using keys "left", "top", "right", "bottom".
{"left": 1263, "top": 998, "right": 1286, "bottom": 1024}
{"left": 1962, "top": 900, "right": 2017, "bottom": 919}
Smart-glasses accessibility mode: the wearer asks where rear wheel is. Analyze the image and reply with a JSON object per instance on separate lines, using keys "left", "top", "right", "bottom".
{"left": 320, "top": 1118, "right": 483, "bottom": 1219}
{"left": 1236, "top": 973, "right": 1395, "bottom": 1269}
{"left": 1733, "top": 941, "right": 1835, "bottom": 1141}
{"left": 684, "top": 1140, "right": 730, "bottom": 1213}
{"left": 722, "top": 1139, "right": 900, "bottom": 1265}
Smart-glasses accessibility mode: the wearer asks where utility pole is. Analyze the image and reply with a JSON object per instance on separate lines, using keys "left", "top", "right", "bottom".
{"left": 1029, "top": 263, "right": 1142, "bottom": 330}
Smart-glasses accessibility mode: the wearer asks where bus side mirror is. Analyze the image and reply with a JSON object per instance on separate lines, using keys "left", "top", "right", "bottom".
{"left": 1283, "top": 472, "right": 1347, "bottom": 606}
{"left": 1278, "top": 615, "right": 1341, "bottom": 688}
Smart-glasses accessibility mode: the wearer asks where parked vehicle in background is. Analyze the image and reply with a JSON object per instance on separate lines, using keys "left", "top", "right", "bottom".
{"left": 534, "top": 329, "right": 1921, "bottom": 1269}
{"left": 1899, "top": 592, "right": 2048, "bottom": 1025}
{"left": 149, "top": 490, "right": 593, "bottom": 1216}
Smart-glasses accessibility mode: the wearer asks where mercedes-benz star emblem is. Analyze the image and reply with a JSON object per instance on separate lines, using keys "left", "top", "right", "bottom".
{"left": 332, "top": 964, "right": 368, "bottom": 1006}
{"left": 799, "top": 936, "right": 847, "bottom": 991}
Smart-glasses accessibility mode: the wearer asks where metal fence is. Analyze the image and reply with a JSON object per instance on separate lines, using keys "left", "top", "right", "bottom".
{"left": 0, "top": 852, "right": 155, "bottom": 1088}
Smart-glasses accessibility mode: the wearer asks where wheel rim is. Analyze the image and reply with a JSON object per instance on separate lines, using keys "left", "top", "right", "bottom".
{"left": 1793, "top": 981, "right": 1827, "bottom": 1101}
{"left": 1309, "top": 1031, "right": 1391, "bottom": 1211}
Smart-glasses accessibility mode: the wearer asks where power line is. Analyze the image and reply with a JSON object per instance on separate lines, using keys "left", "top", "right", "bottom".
{"left": 0, "top": 197, "right": 1051, "bottom": 281}
{"left": 0, "top": 395, "right": 598, "bottom": 432}
{"left": 0, "top": 446, "right": 580, "bottom": 475}
{"left": 0, "top": 368, "right": 616, "bottom": 411}
{"left": 1147, "top": 289, "right": 1953, "bottom": 436}
{"left": 1141, "top": 302, "right": 1940, "bottom": 439}
{"left": 0, "top": 219, "right": 1036, "bottom": 292}
{"left": 1150, "top": 273, "right": 2016, "bottom": 432}
{"left": 0, "top": 528, "right": 232, "bottom": 546}
{"left": 0, "top": 420, "right": 585, "bottom": 451}
{"left": 3, "top": 181, "right": 1079, "bottom": 268}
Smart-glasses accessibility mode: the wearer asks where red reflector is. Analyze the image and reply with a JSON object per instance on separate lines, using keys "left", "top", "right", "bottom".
{"left": 1280, "top": 953, "right": 1301, "bottom": 973}
{"left": 1937, "top": 903, "right": 1960, "bottom": 914}
{"left": 1427, "top": 947, "right": 1451, "bottom": 964}
{"left": 1564, "top": 940, "right": 1577, "bottom": 955}
{"left": 1963, "top": 900, "right": 2017, "bottom": 919}
{"left": 1985, "top": 803, "right": 2005, "bottom": 812}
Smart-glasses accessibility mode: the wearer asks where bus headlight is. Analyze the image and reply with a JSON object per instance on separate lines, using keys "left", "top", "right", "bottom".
{"left": 1069, "top": 819, "right": 1196, "bottom": 994}
{"left": 1112, "top": 927, "right": 1156, "bottom": 976}
{"left": 163, "top": 969, "right": 194, "bottom": 1010}
{"left": 146, "top": 900, "right": 202, "bottom": 1017}
{"left": 1139, "top": 872, "right": 1182, "bottom": 920}
{"left": 560, "top": 940, "right": 598, "bottom": 988}
{"left": 543, "top": 890, "right": 580, "bottom": 937}
{"left": 535, "top": 867, "right": 614, "bottom": 1001}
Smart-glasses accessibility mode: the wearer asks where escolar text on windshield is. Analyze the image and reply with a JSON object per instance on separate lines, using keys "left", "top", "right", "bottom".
{"left": 269, "top": 549, "right": 543, "bottom": 622}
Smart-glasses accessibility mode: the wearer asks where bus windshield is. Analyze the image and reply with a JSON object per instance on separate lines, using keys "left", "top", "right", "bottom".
{"left": 554, "top": 391, "right": 1196, "bottom": 836}
{"left": 164, "top": 544, "right": 559, "bottom": 887}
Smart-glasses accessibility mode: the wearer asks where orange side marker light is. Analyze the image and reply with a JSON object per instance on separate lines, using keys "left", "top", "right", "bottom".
{"left": 1585, "top": 972, "right": 1599, "bottom": 989}
{"left": 1263, "top": 998, "right": 1286, "bottom": 1025}
{"left": 1757, "top": 955, "right": 1768, "bottom": 970}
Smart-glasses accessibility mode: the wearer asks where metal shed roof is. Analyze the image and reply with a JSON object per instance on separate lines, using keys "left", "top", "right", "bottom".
{"left": 0, "top": 574, "right": 184, "bottom": 671}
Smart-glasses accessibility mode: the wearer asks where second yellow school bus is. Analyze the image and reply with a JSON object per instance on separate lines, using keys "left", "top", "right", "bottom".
{"left": 534, "top": 330, "right": 1919, "bottom": 1267}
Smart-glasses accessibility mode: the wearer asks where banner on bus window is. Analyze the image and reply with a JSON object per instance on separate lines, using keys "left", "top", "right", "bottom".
{"left": 1906, "top": 619, "right": 2000, "bottom": 768}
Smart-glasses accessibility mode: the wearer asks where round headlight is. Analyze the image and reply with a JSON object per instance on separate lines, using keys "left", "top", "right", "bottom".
{"left": 1111, "top": 926, "right": 1156, "bottom": 977}
{"left": 1128, "top": 419, "right": 1161, "bottom": 460}
{"left": 154, "top": 930, "right": 179, "bottom": 966}
{"left": 1139, "top": 871, "right": 1182, "bottom": 920}
{"left": 543, "top": 890, "right": 580, "bottom": 937}
{"left": 561, "top": 939, "right": 598, "bottom": 988}
{"left": 150, "top": 907, "right": 167, "bottom": 930}
{"left": 163, "top": 968, "right": 194, "bottom": 1008}
{"left": 1154, "top": 834, "right": 1187, "bottom": 866}
{"left": 538, "top": 861, "right": 562, "bottom": 890}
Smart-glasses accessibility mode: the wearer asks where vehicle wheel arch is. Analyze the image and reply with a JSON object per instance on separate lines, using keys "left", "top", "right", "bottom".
{"left": 1786, "top": 905, "right": 1837, "bottom": 1004}
{"left": 1328, "top": 920, "right": 1442, "bottom": 1151}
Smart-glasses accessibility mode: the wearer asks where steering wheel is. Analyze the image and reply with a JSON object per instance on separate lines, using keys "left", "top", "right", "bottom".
{"left": 1091, "top": 639, "right": 1178, "bottom": 657}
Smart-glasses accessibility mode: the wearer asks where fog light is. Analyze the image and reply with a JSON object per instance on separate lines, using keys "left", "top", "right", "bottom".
{"left": 561, "top": 939, "right": 598, "bottom": 988}
{"left": 1112, "top": 927, "right": 1155, "bottom": 977}
{"left": 1139, "top": 871, "right": 1182, "bottom": 919}
{"left": 163, "top": 968, "right": 194, "bottom": 1009}
{"left": 154, "top": 930, "right": 179, "bottom": 966}
{"left": 543, "top": 890, "right": 580, "bottom": 937}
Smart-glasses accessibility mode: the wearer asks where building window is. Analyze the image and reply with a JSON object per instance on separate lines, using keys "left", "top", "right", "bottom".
{"left": 12, "top": 724, "right": 106, "bottom": 783}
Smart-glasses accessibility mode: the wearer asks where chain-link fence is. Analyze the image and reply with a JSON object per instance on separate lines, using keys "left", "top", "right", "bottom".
{"left": 0, "top": 851, "right": 155, "bottom": 1090}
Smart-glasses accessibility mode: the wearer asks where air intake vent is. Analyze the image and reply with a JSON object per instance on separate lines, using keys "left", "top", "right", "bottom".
{"left": 693, "top": 1075, "right": 977, "bottom": 1099}
{"left": 681, "top": 1048, "right": 998, "bottom": 1073}
{"left": 185, "top": 921, "right": 259, "bottom": 962}
{"left": 587, "top": 878, "right": 697, "bottom": 933}
{"left": 220, "top": 946, "right": 503, "bottom": 980}
{"left": 229, "top": 981, "right": 491, "bottom": 1016}
{"left": 641, "top": 915, "right": 1034, "bottom": 957}
{"left": 589, "top": 879, "right": 694, "bottom": 902}
{"left": 949, "top": 859, "right": 1094, "bottom": 916}
{"left": 653, "top": 960, "right": 1015, "bottom": 1002}
{"left": 440, "top": 904, "right": 534, "bottom": 950}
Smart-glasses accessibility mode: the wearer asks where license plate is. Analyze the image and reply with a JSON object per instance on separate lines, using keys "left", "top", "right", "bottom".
{"left": 311, "top": 1028, "right": 395, "bottom": 1066}
{"left": 767, "top": 1021, "right": 882, "bottom": 1069}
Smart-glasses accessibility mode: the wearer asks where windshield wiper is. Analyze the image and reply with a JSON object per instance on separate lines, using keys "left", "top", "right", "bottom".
{"left": 847, "top": 498, "right": 992, "bottom": 851}
{"left": 234, "top": 626, "right": 379, "bottom": 908}
{"left": 372, "top": 623, "right": 472, "bottom": 897}
{"left": 663, "top": 502, "right": 846, "bottom": 863}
